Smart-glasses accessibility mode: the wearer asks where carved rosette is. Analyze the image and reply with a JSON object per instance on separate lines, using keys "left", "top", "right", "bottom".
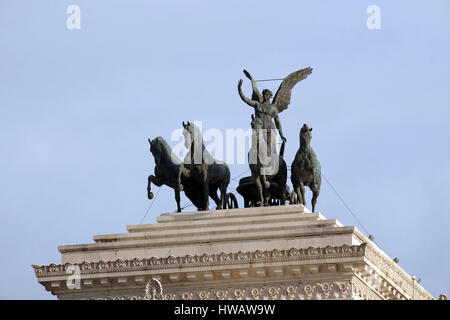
{"left": 198, "top": 291, "right": 210, "bottom": 300}
{"left": 233, "top": 289, "right": 245, "bottom": 300}
{"left": 215, "top": 290, "right": 228, "bottom": 300}
{"left": 251, "top": 288, "right": 262, "bottom": 299}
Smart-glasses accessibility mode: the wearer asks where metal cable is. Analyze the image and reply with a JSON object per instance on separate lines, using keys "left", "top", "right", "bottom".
{"left": 140, "top": 187, "right": 161, "bottom": 224}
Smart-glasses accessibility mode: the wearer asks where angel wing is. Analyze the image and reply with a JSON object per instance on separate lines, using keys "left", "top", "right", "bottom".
{"left": 272, "top": 67, "right": 313, "bottom": 113}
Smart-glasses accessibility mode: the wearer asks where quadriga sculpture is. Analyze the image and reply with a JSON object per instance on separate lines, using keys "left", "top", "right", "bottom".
{"left": 291, "top": 124, "right": 321, "bottom": 212}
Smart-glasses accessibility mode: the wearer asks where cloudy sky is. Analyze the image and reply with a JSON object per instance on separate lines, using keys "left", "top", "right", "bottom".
{"left": 0, "top": 0, "right": 449, "bottom": 299}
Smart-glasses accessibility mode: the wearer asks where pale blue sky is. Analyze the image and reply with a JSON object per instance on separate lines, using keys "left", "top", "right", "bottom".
{"left": 0, "top": 0, "right": 449, "bottom": 299}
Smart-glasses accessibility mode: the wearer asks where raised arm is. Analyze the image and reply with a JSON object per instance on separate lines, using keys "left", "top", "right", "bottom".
{"left": 238, "top": 79, "right": 257, "bottom": 107}
{"left": 243, "top": 69, "right": 263, "bottom": 103}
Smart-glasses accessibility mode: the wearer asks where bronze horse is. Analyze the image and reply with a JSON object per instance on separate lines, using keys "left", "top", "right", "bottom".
{"left": 291, "top": 124, "right": 321, "bottom": 212}
{"left": 147, "top": 137, "right": 184, "bottom": 212}
{"left": 147, "top": 135, "right": 231, "bottom": 212}
{"left": 182, "top": 121, "right": 230, "bottom": 211}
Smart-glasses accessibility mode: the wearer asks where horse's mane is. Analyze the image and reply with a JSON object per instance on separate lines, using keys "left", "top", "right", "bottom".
{"left": 187, "top": 123, "right": 203, "bottom": 143}
{"left": 184, "top": 123, "right": 215, "bottom": 164}
{"left": 154, "top": 136, "right": 182, "bottom": 165}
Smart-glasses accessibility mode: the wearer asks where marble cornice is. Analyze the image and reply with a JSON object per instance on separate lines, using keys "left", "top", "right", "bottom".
{"left": 33, "top": 243, "right": 366, "bottom": 278}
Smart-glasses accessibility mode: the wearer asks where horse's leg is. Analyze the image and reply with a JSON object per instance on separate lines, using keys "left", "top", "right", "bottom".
{"left": 210, "top": 187, "right": 221, "bottom": 210}
{"left": 299, "top": 182, "right": 306, "bottom": 208}
{"left": 311, "top": 188, "right": 320, "bottom": 213}
{"left": 148, "top": 174, "right": 163, "bottom": 199}
{"left": 280, "top": 184, "right": 287, "bottom": 206}
{"left": 263, "top": 185, "right": 270, "bottom": 206}
{"left": 176, "top": 166, "right": 184, "bottom": 192}
{"left": 289, "top": 191, "right": 296, "bottom": 204}
{"left": 147, "top": 175, "right": 154, "bottom": 199}
{"left": 175, "top": 189, "right": 182, "bottom": 212}
{"left": 219, "top": 182, "right": 228, "bottom": 210}
{"left": 294, "top": 181, "right": 305, "bottom": 206}
{"left": 201, "top": 165, "right": 210, "bottom": 211}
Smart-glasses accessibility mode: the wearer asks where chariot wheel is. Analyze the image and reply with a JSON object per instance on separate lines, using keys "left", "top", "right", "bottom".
{"left": 225, "top": 193, "right": 239, "bottom": 209}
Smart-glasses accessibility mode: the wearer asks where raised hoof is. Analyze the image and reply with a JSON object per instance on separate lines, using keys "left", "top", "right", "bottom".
{"left": 148, "top": 192, "right": 154, "bottom": 200}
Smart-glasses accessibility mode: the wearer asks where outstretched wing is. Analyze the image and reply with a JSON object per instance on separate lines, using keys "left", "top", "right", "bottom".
{"left": 273, "top": 67, "right": 313, "bottom": 113}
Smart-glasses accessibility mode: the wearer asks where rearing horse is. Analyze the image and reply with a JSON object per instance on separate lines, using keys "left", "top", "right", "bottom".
{"left": 147, "top": 137, "right": 184, "bottom": 212}
{"left": 182, "top": 121, "right": 230, "bottom": 211}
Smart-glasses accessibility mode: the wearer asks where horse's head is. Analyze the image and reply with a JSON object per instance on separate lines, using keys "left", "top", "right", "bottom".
{"left": 148, "top": 137, "right": 163, "bottom": 162}
{"left": 149, "top": 136, "right": 182, "bottom": 166}
{"left": 182, "top": 121, "right": 211, "bottom": 165}
{"left": 182, "top": 121, "right": 199, "bottom": 149}
{"left": 300, "top": 123, "right": 313, "bottom": 146}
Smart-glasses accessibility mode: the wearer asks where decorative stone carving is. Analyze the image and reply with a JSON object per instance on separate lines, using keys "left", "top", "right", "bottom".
{"left": 268, "top": 287, "right": 280, "bottom": 299}
{"left": 32, "top": 244, "right": 367, "bottom": 277}
{"left": 144, "top": 278, "right": 164, "bottom": 300}
{"left": 215, "top": 290, "right": 228, "bottom": 300}
{"left": 317, "top": 282, "right": 333, "bottom": 297}
{"left": 198, "top": 291, "right": 210, "bottom": 300}
{"left": 115, "top": 282, "right": 353, "bottom": 301}
{"left": 233, "top": 289, "right": 245, "bottom": 300}
{"left": 251, "top": 288, "right": 262, "bottom": 299}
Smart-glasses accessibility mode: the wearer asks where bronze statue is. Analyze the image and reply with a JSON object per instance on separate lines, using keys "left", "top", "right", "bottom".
{"left": 147, "top": 136, "right": 235, "bottom": 212}
{"left": 236, "top": 139, "right": 288, "bottom": 207}
{"left": 182, "top": 121, "right": 231, "bottom": 211}
{"left": 291, "top": 124, "right": 321, "bottom": 212}
{"left": 237, "top": 67, "right": 313, "bottom": 206}
{"left": 147, "top": 137, "right": 184, "bottom": 212}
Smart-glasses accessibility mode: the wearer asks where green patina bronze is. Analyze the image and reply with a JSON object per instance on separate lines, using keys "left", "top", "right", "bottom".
{"left": 291, "top": 124, "right": 322, "bottom": 212}
{"left": 237, "top": 67, "right": 313, "bottom": 207}
{"left": 146, "top": 67, "right": 319, "bottom": 212}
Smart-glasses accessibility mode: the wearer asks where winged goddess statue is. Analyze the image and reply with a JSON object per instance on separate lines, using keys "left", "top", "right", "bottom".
{"left": 237, "top": 67, "right": 313, "bottom": 188}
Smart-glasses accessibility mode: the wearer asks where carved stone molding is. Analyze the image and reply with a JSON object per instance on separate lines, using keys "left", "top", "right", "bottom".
{"left": 32, "top": 244, "right": 366, "bottom": 278}
{"left": 352, "top": 276, "right": 383, "bottom": 300}
{"left": 97, "top": 280, "right": 355, "bottom": 300}
{"left": 363, "top": 242, "right": 431, "bottom": 300}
